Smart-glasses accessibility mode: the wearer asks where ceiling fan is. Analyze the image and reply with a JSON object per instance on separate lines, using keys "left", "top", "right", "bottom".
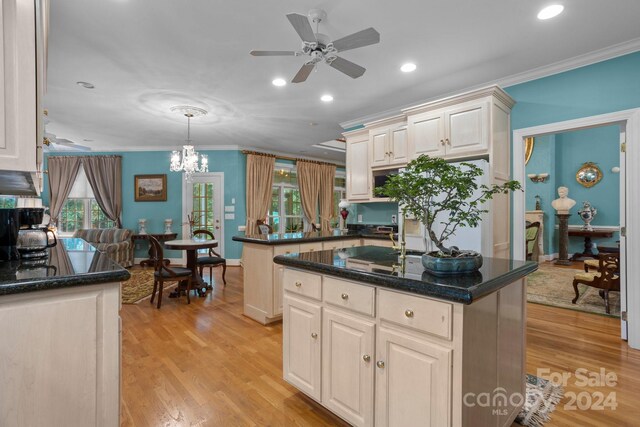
{"left": 42, "top": 111, "right": 91, "bottom": 152}
{"left": 250, "top": 9, "right": 380, "bottom": 83}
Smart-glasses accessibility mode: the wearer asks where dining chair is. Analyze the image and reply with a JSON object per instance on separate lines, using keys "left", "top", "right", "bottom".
{"left": 572, "top": 253, "right": 620, "bottom": 314}
{"left": 192, "top": 229, "right": 227, "bottom": 286}
{"left": 148, "top": 235, "right": 192, "bottom": 309}
{"left": 256, "top": 219, "right": 273, "bottom": 235}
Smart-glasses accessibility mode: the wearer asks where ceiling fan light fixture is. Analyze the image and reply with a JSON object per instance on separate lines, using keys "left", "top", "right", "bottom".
{"left": 272, "top": 78, "right": 287, "bottom": 87}
{"left": 400, "top": 63, "right": 417, "bottom": 73}
{"left": 537, "top": 4, "right": 564, "bottom": 20}
{"left": 320, "top": 94, "right": 334, "bottom": 102}
{"left": 76, "top": 81, "right": 95, "bottom": 89}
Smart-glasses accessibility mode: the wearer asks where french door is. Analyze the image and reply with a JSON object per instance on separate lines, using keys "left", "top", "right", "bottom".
{"left": 182, "top": 173, "right": 224, "bottom": 257}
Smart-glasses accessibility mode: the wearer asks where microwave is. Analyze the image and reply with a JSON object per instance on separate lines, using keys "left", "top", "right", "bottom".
{"left": 372, "top": 169, "right": 399, "bottom": 198}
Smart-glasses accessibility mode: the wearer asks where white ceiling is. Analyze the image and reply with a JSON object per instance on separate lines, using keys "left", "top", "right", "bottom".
{"left": 45, "top": 0, "right": 640, "bottom": 162}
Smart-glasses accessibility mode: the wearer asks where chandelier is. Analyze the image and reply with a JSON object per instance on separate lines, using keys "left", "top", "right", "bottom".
{"left": 170, "top": 106, "right": 208, "bottom": 182}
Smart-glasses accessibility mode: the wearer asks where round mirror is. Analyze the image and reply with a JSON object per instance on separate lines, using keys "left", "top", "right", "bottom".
{"left": 576, "top": 162, "right": 602, "bottom": 188}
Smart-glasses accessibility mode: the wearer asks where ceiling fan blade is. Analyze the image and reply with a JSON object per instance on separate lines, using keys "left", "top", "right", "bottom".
{"left": 328, "top": 56, "right": 366, "bottom": 79}
{"left": 291, "top": 63, "right": 315, "bottom": 83}
{"left": 250, "top": 50, "right": 297, "bottom": 56}
{"left": 332, "top": 27, "right": 380, "bottom": 52}
{"left": 286, "top": 13, "right": 316, "bottom": 43}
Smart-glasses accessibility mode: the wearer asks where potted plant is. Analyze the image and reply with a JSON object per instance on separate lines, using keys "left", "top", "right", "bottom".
{"left": 377, "top": 155, "right": 521, "bottom": 275}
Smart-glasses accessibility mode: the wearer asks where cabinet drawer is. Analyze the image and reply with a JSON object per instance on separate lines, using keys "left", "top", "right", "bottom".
{"left": 299, "top": 242, "right": 324, "bottom": 253}
{"left": 323, "top": 276, "right": 375, "bottom": 317}
{"left": 378, "top": 290, "right": 452, "bottom": 340}
{"left": 283, "top": 269, "right": 322, "bottom": 301}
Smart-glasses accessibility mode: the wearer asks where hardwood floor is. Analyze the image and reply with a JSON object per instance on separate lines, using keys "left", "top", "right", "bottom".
{"left": 121, "top": 267, "right": 640, "bottom": 426}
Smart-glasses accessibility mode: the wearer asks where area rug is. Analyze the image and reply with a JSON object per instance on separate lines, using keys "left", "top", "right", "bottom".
{"left": 121, "top": 269, "right": 156, "bottom": 304}
{"left": 526, "top": 262, "right": 620, "bottom": 317}
{"left": 515, "top": 374, "right": 564, "bottom": 427}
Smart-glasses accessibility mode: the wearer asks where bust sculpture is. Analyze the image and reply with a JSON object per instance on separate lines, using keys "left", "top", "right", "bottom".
{"left": 551, "top": 186, "right": 576, "bottom": 214}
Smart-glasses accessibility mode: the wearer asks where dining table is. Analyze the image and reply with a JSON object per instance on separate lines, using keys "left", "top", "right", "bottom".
{"left": 164, "top": 238, "right": 218, "bottom": 296}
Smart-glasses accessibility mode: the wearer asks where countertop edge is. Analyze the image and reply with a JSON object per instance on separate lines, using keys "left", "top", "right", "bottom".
{"left": 0, "top": 269, "right": 131, "bottom": 297}
{"left": 233, "top": 232, "right": 394, "bottom": 245}
{"left": 274, "top": 255, "right": 537, "bottom": 304}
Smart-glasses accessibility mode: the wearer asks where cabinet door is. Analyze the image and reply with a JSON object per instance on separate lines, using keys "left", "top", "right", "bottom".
{"left": 444, "top": 101, "right": 489, "bottom": 156}
{"left": 0, "top": 0, "right": 38, "bottom": 173}
{"left": 389, "top": 126, "right": 408, "bottom": 165}
{"left": 369, "top": 128, "right": 389, "bottom": 168}
{"left": 408, "top": 111, "right": 445, "bottom": 159}
{"left": 273, "top": 245, "right": 300, "bottom": 315}
{"left": 347, "top": 138, "right": 371, "bottom": 200}
{"left": 322, "top": 309, "right": 375, "bottom": 427}
{"left": 375, "top": 328, "right": 452, "bottom": 427}
{"left": 283, "top": 295, "right": 322, "bottom": 401}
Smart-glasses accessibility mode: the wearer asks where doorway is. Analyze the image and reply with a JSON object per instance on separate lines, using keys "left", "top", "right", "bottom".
{"left": 182, "top": 173, "right": 225, "bottom": 259}
{"left": 513, "top": 108, "right": 640, "bottom": 349}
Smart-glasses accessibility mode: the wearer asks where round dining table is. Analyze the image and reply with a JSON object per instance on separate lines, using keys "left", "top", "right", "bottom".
{"left": 164, "top": 238, "right": 218, "bottom": 295}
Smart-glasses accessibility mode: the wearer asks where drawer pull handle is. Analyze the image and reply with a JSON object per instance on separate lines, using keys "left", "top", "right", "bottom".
{"left": 311, "top": 332, "right": 318, "bottom": 339}
{"left": 363, "top": 354, "right": 371, "bottom": 362}
{"left": 295, "top": 281, "right": 302, "bottom": 287}
{"left": 376, "top": 360, "right": 385, "bottom": 369}
{"left": 341, "top": 293, "right": 349, "bottom": 300}
{"left": 405, "top": 309, "right": 414, "bottom": 318}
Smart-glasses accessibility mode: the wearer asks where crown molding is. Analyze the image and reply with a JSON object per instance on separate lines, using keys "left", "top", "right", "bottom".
{"left": 339, "top": 38, "right": 640, "bottom": 129}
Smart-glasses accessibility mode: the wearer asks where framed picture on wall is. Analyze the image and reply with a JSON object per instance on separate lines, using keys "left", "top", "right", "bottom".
{"left": 134, "top": 174, "right": 167, "bottom": 202}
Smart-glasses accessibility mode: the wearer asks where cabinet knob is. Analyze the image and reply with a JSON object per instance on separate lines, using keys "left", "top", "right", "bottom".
{"left": 445, "top": 138, "right": 450, "bottom": 145}
{"left": 341, "top": 293, "right": 349, "bottom": 300}
{"left": 295, "top": 281, "right": 302, "bottom": 287}
{"left": 376, "top": 360, "right": 385, "bottom": 369}
{"left": 363, "top": 354, "right": 371, "bottom": 362}
{"left": 405, "top": 309, "right": 414, "bottom": 318}
{"left": 311, "top": 332, "right": 318, "bottom": 339}
{"left": 389, "top": 151, "right": 393, "bottom": 156}
{"left": 440, "top": 139, "right": 445, "bottom": 146}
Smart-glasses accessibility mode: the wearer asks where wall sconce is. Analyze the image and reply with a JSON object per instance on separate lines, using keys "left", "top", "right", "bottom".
{"left": 528, "top": 173, "right": 549, "bottom": 183}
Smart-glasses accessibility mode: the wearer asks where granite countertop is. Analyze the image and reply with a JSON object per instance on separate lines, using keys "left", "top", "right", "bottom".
{"left": 0, "top": 238, "right": 130, "bottom": 296}
{"left": 233, "top": 229, "right": 397, "bottom": 245}
{"left": 273, "top": 246, "right": 537, "bottom": 304}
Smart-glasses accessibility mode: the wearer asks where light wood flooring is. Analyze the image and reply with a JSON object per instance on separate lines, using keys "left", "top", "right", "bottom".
{"left": 121, "top": 266, "right": 640, "bottom": 426}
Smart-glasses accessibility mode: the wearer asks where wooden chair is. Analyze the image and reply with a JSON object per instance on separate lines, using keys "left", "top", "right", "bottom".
{"left": 572, "top": 253, "right": 620, "bottom": 314}
{"left": 525, "top": 221, "right": 541, "bottom": 261}
{"left": 193, "top": 229, "right": 227, "bottom": 286}
{"left": 148, "top": 235, "right": 192, "bottom": 309}
{"left": 256, "top": 219, "right": 273, "bottom": 235}
{"left": 311, "top": 223, "right": 321, "bottom": 232}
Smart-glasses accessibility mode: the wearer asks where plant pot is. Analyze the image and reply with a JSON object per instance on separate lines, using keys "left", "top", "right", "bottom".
{"left": 421, "top": 251, "right": 483, "bottom": 276}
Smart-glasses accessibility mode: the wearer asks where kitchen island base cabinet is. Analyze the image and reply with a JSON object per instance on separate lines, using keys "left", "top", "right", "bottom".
{"left": 0, "top": 282, "right": 121, "bottom": 427}
{"left": 282, "top": 267, "right": 526, "bottom": 427}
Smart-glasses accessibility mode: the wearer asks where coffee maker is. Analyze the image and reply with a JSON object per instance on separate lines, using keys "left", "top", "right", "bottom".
{"left": 0, "top": 208, "right": 20, "bottom": 261}
{"left": 16, "top": 207, "right": 56, "bottom": 259}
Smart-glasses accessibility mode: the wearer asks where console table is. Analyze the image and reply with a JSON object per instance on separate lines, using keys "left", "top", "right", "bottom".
{"left": 569, "top": 229, "right": 614, "bottom": 260}
{"left": 132, "top": 233, "right": 178, "bottom": 267}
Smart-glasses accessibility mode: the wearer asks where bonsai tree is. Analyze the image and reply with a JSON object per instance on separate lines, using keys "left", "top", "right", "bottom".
{"left": 376, "top": 155, "right": 521, "bottom": 257}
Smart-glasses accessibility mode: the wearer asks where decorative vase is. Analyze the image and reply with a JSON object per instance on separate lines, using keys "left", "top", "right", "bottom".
{"left": 421, "top": 251, "right": 483, "bottom": 276}
{"left": 164, "top": 219, "right": 173, "bottom": 234}
{"left": 138, "top": 218, "right": 147, "bottom": 235}
{"left": 578, "top": 201, "right": 597, "bottom": 231}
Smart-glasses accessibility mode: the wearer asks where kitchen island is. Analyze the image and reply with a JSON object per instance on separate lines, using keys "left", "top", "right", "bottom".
{"left": 274, "top": 246, "right": 537, "bottom": 427}
{"left": 233, "top": 229, "right": 395, "bottom": 324}
{"left": 0, "top": 238, "right": 129, "bottom": 426}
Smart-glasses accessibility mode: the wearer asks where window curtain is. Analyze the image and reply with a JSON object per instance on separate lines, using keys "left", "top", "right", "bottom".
{"left": 48, "top": 156, "right": 82, "bottom": 226}
{"left": 297, "top": 161, "right": 322, "bottom": 231}
{"left": 245, "top": 154, "right": 275, "bottom": 235}
{"left": 318, "top": 164, "right": 336, "bottom": 231}
{"left": 82, "top": 156, "right": 123, "bottom": 227}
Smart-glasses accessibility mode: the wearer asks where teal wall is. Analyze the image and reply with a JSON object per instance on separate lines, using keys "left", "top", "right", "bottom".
{"left": 526, "top": 126, "right": 621, "bottom": 254}
{"left": 348, "top": 202, "right": 398, "bottom": 225}
{"left": 42, "top": 150, "right": 247, "bottom": 260}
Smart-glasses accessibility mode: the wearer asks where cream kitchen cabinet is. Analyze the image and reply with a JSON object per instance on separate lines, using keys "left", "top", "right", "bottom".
{"left": 0, "top": 0, "right": 48, "bottom": 192}
{"left": 370, "top": 122, "right": 408, "bottom": 168}
{"left": 346, "top": 130, "right": 371, "bottom": 201}
{"left": 407, "top": 99, "right": 489, "bottom": 160}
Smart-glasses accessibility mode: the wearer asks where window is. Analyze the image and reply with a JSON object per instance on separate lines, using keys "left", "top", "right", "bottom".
{"left": 58, "top": 166, "right": 114, "bottom": 235}
{"left": 0, "top": 196, "right": 17, "bottom": 208}
{"left": 267, "top": 164, "right": 345, "bottom": 232}
{"left": 332, "top": 175, "right": 346, "bottom": 229}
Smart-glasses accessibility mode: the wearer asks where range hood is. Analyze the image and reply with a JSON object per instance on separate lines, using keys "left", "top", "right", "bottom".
{"left": 0, "top": 170, "right": 41, "bottom": 196}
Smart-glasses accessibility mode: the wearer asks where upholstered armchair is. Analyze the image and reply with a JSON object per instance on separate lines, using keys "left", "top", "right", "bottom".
{"left": 72, "top": 228, "right": 134, "bottom": 268}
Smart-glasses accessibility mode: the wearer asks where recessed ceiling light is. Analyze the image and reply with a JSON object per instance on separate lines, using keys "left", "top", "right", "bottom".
{"left": 400, "top": 63, "right": 417, "bottom": 73}
{"left": 272, "top": 78, "right": 286, "bottom": 87}
{"left": 309, "top": 122, "right": 318, "bottom": 126}
{"left": 82, "top": 139, "right": 94, "bottom": 142}
{"left": 76, "top": 81, "right": 95, "bottom": 89}
{"left": 537, "top": 4, "right": 564, "bottom": 20}
{"left": 320, "top": 94, "right": 333, "bottom": 102}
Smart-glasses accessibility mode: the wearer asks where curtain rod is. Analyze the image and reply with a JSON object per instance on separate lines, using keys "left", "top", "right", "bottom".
{"left": 241, "top": 150, "right": 338, "bottom": 167}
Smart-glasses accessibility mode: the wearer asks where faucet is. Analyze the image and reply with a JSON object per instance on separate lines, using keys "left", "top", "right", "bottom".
{"left": 389, "top": 215, "right": 407, "bottom": 262}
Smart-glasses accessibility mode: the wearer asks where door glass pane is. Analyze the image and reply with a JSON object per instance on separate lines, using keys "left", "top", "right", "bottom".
{"left": 191, "top": 183, "right": 216, "bottom": 238}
